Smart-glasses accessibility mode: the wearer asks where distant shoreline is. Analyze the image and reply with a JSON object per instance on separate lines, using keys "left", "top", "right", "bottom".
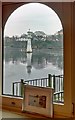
{"left": 4, "top": 46, "right": 63, "bottom": 50}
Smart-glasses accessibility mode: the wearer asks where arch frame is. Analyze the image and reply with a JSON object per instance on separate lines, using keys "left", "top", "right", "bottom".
{"left": 2, "top": 2, "right": 74, "bottom": 118}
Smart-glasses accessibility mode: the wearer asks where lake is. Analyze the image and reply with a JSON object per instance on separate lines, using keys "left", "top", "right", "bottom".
{"left": 3, "top": 47, "right": 63, "bottom": 95}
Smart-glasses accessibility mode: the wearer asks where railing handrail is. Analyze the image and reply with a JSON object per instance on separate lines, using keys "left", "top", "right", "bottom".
{"left": 54, "top": 90, "right": 64, "bottom": 95}
{"left": 25, "top": 77, "right": 48, "bottom": 82}
{"left": 13, "top": 82, "right": 22, "bottom": 84}
{"left": 13, "top": 74, "right": 63, "bottom": 85}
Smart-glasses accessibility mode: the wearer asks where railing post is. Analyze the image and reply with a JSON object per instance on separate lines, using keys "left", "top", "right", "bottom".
{"left": 53, "top": 75, "right": 55, "bottom": 92}
{"left": 48, "top": 74, "right": 52, "bottom": 87}
{"left": 21, "top": 79, "right": 24, "bottom": 97}
{"left": 12, "top": 83, "right": 14, "bottom": 95}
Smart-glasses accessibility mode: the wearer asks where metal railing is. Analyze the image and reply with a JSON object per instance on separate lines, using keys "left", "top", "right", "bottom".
{"left": 53, "top": 91, "right": 64, "bottom": 103}
{"left": 12, "top": 74, "right": 64, "bottom": 103}
{"left": 25, "top": 77, "right": 49, "bottom": 87}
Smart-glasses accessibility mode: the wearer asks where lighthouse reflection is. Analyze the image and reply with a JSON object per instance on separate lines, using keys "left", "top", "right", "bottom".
{"left": 26, "top": 53, "right": 32, "bottom": 74}
{"left": 4, "top": 48, "right": 63, "bottom": 76}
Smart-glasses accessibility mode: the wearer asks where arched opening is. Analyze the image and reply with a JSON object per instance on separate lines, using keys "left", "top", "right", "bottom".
{"left": 3, "top": 3, "right": 64, "bottom": 103}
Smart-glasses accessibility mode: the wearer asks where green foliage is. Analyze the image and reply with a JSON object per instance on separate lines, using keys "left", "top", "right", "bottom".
{"left": 4, "top": 30, "right": 63, "bottom": 49}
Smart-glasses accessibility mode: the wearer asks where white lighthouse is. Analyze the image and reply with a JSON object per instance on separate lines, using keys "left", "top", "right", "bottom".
{"left": 27, "top": 29, "right": 32, "bottom": 53}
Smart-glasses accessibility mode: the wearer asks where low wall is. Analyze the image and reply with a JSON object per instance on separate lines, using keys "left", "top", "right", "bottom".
{"left": 1, "top": 95, "right": 72, "bottom": 118}
{"left": 2, "top": 96, "right": 22, "bottom": 112}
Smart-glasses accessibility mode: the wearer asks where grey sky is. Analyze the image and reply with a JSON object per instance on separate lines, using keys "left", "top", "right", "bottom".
{"left": 4, "top": 3, "right": 62, "bottom": 37}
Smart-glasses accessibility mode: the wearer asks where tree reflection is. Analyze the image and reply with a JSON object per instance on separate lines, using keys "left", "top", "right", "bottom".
{"left": 4, "top": 48, "right": 63, "bottom": 74}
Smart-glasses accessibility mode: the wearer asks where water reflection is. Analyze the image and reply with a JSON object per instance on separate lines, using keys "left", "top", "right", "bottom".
{"left": 26, "top": 53, "right": 32, "bottom": 74}
{"left": 4, "top": 47, "right": 63, "bottom": 72}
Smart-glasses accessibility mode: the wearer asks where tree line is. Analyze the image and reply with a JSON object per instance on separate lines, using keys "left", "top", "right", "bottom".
{"left": 4, "top": 30, "right": 63, "bottom": 49}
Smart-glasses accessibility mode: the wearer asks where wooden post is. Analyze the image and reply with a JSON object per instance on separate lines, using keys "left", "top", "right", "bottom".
{"left": 48, "top": 74, "right": 52, "bottom": 87}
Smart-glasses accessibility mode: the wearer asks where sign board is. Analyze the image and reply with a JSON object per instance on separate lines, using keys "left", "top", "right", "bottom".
{"left": 22, "top": 85, "right": 54, "bottom": 118}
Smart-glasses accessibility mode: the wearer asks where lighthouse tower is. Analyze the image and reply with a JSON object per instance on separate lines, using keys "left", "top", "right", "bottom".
{"left": 27, "top": 29, "right": 32, "bottom": 53}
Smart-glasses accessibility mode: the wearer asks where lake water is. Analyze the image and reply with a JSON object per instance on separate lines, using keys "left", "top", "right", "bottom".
{"left": 3, "top": 48, "right": 63, "bottom": 95}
